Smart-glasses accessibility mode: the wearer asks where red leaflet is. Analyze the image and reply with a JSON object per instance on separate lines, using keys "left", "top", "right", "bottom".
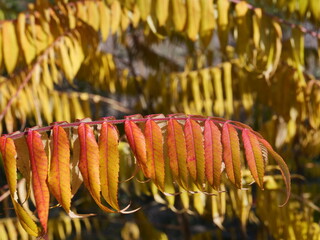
{"left": 145, "top": 119, "right": 165, "bottom": 191}
{"left": 204, "top": 119, "right": 222, "bottom": 190}
{"left": 167, "top": 119, "right": 188, "bottom": 189}
{"left": 221, "top": 122, "right": 242, "bottom": 188}
{"left": 184, "top": 118, "right": 205, "bottom": 189}
{"left": 99, "top": 122, "right": 120, "bottom": 210}
{"left": 78, "top": 123, "right": 115, "bottom": 213}
{"left": 242, "top": 129, "right": 264, "bottom": 189}
{"left": 124, "top": 119, "right": 149, "bottom": 177}
{"left": 48, "top": 125, "right": 71, "bottom": 213}
{"left": 258, "top": 137, "right": 291, "bottom": 206}
{"left": 26, "top": 131, "right": 50, "bottom": 232}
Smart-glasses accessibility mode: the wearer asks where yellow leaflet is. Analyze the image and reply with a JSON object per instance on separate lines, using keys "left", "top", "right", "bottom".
{"left": 253, "top": 8, "right": 262, "bottom": 49}
{"left": 76, "top": 1, "right": 87, "bottom": 21}
{"left": 189, "top": 71, "right": 203, "bottom": 114}
{"left": 200, "top": 68, "right": 213, "bottom": 116}
{"left": 17, "top": 13, "right": 36, "bottom": 64}
{"left": 87, "top": 1, "right": 100, "bottom": 31}
{"left": 223, "top": 62, "right": 233, "bottom": 117}
{"left": 121, "top": 8, "right": 130, "bottom": 31}
{"left": 110, "top": 1, "right": 122, "bottom": 34}
{"left": 210, "top": 67, "right": 224, "bottom": 116}
{"left": 137, "top": 0, "right": 151, "bottom": 21}
{"left": 180, "top": 74, "right": 191, "bottom": 114}
{"left": 217, "top": 0, "right": 230, "bottom": 51}
{"left": 235, "top": 1, "right": 249, "bottom": 58}
{"left": 58, "top": 40, "right": 74, "bottom": 82}
{"left": 67, "top": 4, "right": 76, "bottom": 29}
{"left": 131, "top": 5, "right": 141, "bottom": 28}
{"left": 155, "top": 0, "right": 169, "bottom": 26}
{"left": 310, "top": 0, "right": 320, "bottom": 21}
{"left": 52, "top": 91, "right": 63, "bottom": 121}
{"left": 193, "top": 192, "right": 206, "bottom": 215}
{"left": 42, "top": 56, "right": 53, "bottom": 90}
{"left": 99, "top": 2, "right": 111, "bottom": 41}
{"left": 71, "top": 93, "right": 85, "bottom": 120}
{"left": 61, "top": 93, "right": 71, "bottom": 122}
{"left": 186, "top": 0, "right": 201, "bottom": 41}
{"left": 2, "top": 21, "right": 19, "bottom": 74}
{"left": 38, "top": 85, "right": 52, "bottom": 124}
{"left": 171, "top": 0, "right": 186, "bottom": 31}
{"left": 199, "top": 0, "right": 215, "bottom": 45}
{"left": 49, "top": 48, "right": 60, "bottom": 84}
{"left": 69, "top": 36, "right": 84, "bottom": 76}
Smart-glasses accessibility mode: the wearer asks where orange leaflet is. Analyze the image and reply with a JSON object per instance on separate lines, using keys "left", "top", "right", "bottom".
{"left": 167, "top": 118, "right": 189, "bottom": 189}
{"left": 26, "top": 131, "right": 50, "bottom": 232}
{"left": 77, "top": 123, "right": 115, "bottom": 213}
{"left": 184, "top": 118, "right": 205, "bottom": 189}
{"left": 48, "top": 126, "right": 71, "bottom": 213}
{"left": 99, "top": 122, "right": 120, "bottom": 210}
{"left": 257, "top": 137, "right": 291, "bottom": 206}
{"left": 144, "top": 119, "right": 165, "bottom": 191}
{"left": 242, "top": 129, "right": 264, "bottom": 189}
{"left": 221, "top": 122, "right": 242, "bottom": 189}
{"left": 124, "top": 119, "right": 149, "bottom": 177}
{"left": 204, "top": 119, "right": 222, "bottom": 190}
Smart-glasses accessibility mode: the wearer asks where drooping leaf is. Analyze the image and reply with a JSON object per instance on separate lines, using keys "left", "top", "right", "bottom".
{"left": 98, "top": 121, "right": 120, "bottom": 210}
{"left": 48, "top": 125, "right": 71, "bottom": 213}
{"left": 77, "top": 123, "right": 115, "bottom": 213}
{"left": 204, "top": 119, "right": 222, "bottom": 190}
{"left": 144, "top": 119, "right": 165, "bottom": 191}
{"left": 242, "top": 129, "right": 265, "bottom": 188}
{"left": 221, "top": 122, "right": 241, "bottom": 188}
{"left": 0, "top": 136, "right": 17, "bottom": 195}
{"left": 2, "top": 21, "right": 19, "bottom": 74}
{"left": 124, "top": 117, "right": 149, "bottom": 177}
{"left": 184, "top": 118, "right": 205, "bottom": 190}
{"left": 26, "top": 130, "right": 50, "bottom": 232}
{"left": 257, "top": 137, "right": 291, "bottom": 206}
{"left": 167, "top": 118, "right": 189, "bottom": 189}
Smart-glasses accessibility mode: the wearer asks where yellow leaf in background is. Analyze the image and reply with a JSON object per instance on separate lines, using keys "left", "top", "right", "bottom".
{"left": 61, "top": 93, "right": 71, "bottom": 123}
{"left": 210, "top": 67, "right": 224, "bottom": 116}
{"left": 17, "top": 13, "right": 36, "bottom": 65}
{"left": 171, "top": 0, "right": 187, "bottom": 31}
{"left": 76, "top": 1, "right": 87, "bottom": 22}
{"left": 137, "top": 0, "right": 151, "bottom": 21}
{"left": 189, "top": 71, "right": 203, "bottom": 113}
{"left": 155, "top": 0, "right": 169, "bottom": 27}
{"left": 217, "top": 0, "right": 230, "bottom": 51}
{"left": 201, "top": 69, "right": 213, "bottom": 115}
{"left": 58, "top": 40, "right": 74, "bottom": 82}
{"left": 223, "top": 62, "right": 233, "bottom": 117}
{"left": 2, "top": 21, "right": 19, "bottom": 74}
{"left": 110, "top": 0, "right": 122, "bottom": 34}
{"left": 67, "top": 4, "right": 76, "bottom": 29}
{"left": 99, "top": 2, "right": 111, "bottom": 41}
{"left": 186, "top": 0, "right": 201, "bottom": 41}
{"left": 87, "top": 1, "right": 100, "bottom": 31}
{"left": 121, "top": 8, "right": 130, "bottom": 31}
{"left": 199, "top": 0, "right": 215, "bottom": 46}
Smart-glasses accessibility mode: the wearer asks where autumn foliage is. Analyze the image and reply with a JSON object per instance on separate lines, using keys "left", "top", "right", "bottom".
{"left": 0, "top": 114, "right": 290, "bottom": 237}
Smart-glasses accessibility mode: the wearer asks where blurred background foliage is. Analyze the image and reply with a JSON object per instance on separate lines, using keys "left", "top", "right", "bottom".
{"left": 0, "top": 0, "right": 319, "bottom": 239}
